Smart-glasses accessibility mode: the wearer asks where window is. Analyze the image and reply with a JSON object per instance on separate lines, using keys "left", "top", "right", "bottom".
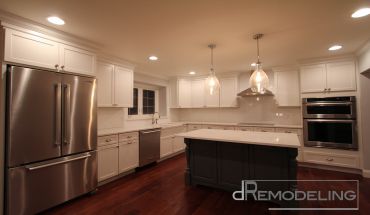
{"left": 128, "top": 88, "right": 138, "bottom": 115}
{"left": 143, "top": 89, "right": 155, "bottom": 114}
{"left": 128, "top": 87, "right": 158, "bottom": 118}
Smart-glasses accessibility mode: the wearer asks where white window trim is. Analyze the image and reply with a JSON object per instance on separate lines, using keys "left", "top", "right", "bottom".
{"left": 127, "top": 87, "right": 159, "bottom": 120}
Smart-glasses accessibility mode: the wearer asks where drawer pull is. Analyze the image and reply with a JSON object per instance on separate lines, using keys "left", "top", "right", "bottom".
{"left": 127, "top": 142, "right": 132, "bottom": 144}
{"left": 285, "top": 131, "right": 292, "bottom": 133}
{"left": 105, "top": 138, "right": 112, "bottom": 142}
{"left": 326, "top": 158, "right": 334, "bottom": 161}
{"left": 127, "top": 136, "right": 132, "bottom": 138}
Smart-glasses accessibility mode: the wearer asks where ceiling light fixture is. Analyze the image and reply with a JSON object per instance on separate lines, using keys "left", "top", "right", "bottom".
{"left": 149, "top": 56, "right": 158, "bottom": 61}
{"left": 328, "top": 45, "right": 342, "bottom": 51}
{"left": 189, "top": 71, "right": 196, "bottom": 75}
{"left": 205, "top": 44, "right": 220, "bottom": 95}
{"left": 351, "top": 8, "right": 370, "bottom": 18}
{"left": 249, "top": 34, "right": 269, "bottom": 94}
{"left": 47, "top": 16, "right": 65, "bottom": 25}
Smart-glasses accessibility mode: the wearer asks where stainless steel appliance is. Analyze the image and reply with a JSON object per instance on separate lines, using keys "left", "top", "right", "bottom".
{"left": 5, "top": 65, "right": 97, "bottom": 215}
{"left": 303, "top": 96, "right": 357, "bottom": 149}
{"left": 139, "top": 129, "right": 160, "bottom": 167}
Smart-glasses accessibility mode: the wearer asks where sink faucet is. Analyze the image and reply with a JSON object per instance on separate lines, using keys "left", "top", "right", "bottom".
{"left": 152, "top": 112, "right": 160, "bottom": 124}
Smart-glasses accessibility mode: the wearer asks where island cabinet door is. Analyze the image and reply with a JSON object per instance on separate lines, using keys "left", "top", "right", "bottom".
{"left": 218, "top": 142, "right": 248, "bottom": 191}
{"left": 190, "top": 140, "right": 218, "bottom": 185}
{"left": 249, "top": 145, "right": 295, "bottom": 192}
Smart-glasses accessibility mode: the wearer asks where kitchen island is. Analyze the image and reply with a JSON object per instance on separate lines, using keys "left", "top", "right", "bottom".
{"left": 176, "top": 129, "right": 300, "bottom": 207}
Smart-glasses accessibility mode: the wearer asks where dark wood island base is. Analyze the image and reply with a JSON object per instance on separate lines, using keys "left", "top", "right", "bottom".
{"left": 184, "top": 138, "right": 298, "bottom": 208}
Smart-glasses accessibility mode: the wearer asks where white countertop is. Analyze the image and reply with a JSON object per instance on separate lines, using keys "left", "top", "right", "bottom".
{"left": 176, "top": 129, "right": 300, "bottom": 148}
{"left": 98, "top": 122, "right": 185, "bottom": 136}
{"left": 98, "top": 121, "right": 302, "bottom": 136}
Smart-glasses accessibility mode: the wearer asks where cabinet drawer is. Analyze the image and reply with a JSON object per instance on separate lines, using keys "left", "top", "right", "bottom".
{"left": 119, "top": 139, "right": 138, "bottom": 145}
{"left": 98, "top": 134, "right": 118, "bottom": 147}
{"left": 187, "top": 124, "right": 202, "bottom": 131}
{"left": 161, "top": 126, "right": 186, "bottom": 137}
{"left": 254, "top": 127, "right": 275, "bottom": 132}
{"left": 303, "top": 151, "right": 359, "bottom": 168}
{"left": 237, "top": 126, "right": 255, "bottom": 131}
{"left": 119, "top": 132, "right": 139, "bottom": 142}
{"left": 275, "top": 128, "right": 302, "bottom": 135}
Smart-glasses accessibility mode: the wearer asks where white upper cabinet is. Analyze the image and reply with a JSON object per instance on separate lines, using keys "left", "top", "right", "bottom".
{"left": 171, "top": 79, "right": 191, "bottom": 108}
{"left": 97, "top": 62, "right": 114, "bottom": 106}
{"left": 4, "top": 27, "right": 96, "bottom": 76}
{"left": 191, "top": 79, "right": 206, "bottom": 108}
{"left": 274, "top": 69, "right": 300, "bottom": 106}
{"left": 326, "top": 61, "right": 356, "bottom": 92}
{"left": 300, "top": 64, "right": 326, "bottom": 93}
{"left": 59, "top": 44, "right": 96, "bottom": 75}
{"left": 219, "top": 77, "right": 239, "bottom": 107}
{"left": 114, "top": 66, "right": 133, "bottom": 107}
{"left": 300, "top": 60, "right": 356, "bottom": 94}
{"left": 205, "top": 86, "right": 220, "bottom": 107}
{"left": 97, "top": 61, "right": 134, "bottom": 107}
{"left": 4, "top": 28, "right": 59, "bottom": 70}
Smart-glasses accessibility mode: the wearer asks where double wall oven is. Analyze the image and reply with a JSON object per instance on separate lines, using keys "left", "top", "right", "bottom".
{"left": 303, "top": 96, "right": 357, "bottom": 150}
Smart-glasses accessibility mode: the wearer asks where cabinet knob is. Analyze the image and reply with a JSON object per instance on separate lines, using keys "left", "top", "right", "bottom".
{"left": 105, "top": 139, "right": 112, "bottom": 142}
{"left": 55, "top": 64, "right": 59, "bottom": 69}
{"left": 328, "top": 88, "right": 331, "bottom": 91}
{"left": 61, "top": 65, "right": 65, "bottom": 70}
{"left": 326, "top": 158, "right": 333, "bottom": 161}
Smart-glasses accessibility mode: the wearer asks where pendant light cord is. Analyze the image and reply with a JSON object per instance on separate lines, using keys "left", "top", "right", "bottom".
{"left": 256, "top": 37, "right": 260, "bottom": 64}
{"left": 210, "top": 46, "right": 214, "bottom": 73}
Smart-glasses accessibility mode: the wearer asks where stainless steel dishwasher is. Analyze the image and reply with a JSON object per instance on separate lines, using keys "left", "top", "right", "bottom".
{"left": 139, "top": 129, "right": 161, "bottom": 167}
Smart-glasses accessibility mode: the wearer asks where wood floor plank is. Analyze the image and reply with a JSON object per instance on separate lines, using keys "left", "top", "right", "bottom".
{"left": 43, "top": 153, "right": 370, "bottom": 215}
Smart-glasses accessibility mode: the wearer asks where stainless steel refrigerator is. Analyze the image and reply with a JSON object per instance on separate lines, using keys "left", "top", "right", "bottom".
{"left": 5, "top": 65, "right": 97, "bottom": 215}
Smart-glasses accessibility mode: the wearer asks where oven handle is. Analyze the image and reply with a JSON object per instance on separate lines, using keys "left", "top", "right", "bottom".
{"left": 304, "top": 119, "right": 356, "bottom": 123}
{"left": 305, "top": 102, "right": 352, "bottom": 106}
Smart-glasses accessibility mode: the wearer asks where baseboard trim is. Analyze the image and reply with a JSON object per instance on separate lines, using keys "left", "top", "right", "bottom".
{"left": 298, "top": 162, "right": 362, "bottom": 175}
{"left": 362, "top": 169, "right": 370, "bottom": 178}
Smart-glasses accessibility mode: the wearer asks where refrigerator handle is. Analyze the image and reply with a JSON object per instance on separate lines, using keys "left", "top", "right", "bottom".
{"left": 55, "top": 83, "right": 62, "bottom": 146}
{"left": 63, "top": 84, "right": 71, "bottom": 145}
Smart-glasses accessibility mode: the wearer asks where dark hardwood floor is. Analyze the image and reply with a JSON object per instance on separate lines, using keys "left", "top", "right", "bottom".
{"left": 43, "top": 154, "right": 370, "bottom": 215}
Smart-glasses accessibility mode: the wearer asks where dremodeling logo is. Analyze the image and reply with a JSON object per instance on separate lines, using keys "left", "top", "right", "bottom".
{"left": 232, "top": 180, "right": 359, "bottom": 211}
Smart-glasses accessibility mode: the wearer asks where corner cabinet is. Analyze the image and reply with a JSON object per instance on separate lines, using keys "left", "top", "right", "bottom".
{"left": 97, "top": 61, "right": 133, "bottom": 107}
{"left": 273, "top": 69, "right": 300, "bottom": 106}
{"left": 4, "top": 27, "right": 96, "bottom": 76}
{"left": 300, "top": 60, "right": 356, "bottom": 94}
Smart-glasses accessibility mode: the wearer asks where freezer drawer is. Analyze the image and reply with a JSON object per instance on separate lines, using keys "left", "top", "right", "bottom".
{"left": 7, "top": 152, "right": 97, "bottom": 215}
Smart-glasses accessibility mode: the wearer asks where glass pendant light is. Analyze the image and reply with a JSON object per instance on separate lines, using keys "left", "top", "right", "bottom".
{"left": 249, "top": 34, "right": 269, "bottom": 94}
{"left": 206, "top": 44, "right": 220, "bottom": 95}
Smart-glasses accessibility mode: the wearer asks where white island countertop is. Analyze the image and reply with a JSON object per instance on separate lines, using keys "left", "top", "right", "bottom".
{"left": 176, "top": 129, "right": 300, "bottom": 148}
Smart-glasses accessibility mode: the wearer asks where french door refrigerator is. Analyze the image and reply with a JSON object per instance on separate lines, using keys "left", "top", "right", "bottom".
{"left": 5, "top": 65, "right": 97, "bottom": 215}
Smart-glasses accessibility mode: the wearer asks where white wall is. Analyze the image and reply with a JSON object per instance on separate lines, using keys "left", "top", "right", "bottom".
{"left": 178, "top": 96, "right": 301, "bottom": 125}
{"left": 357, "top": 40, "right": 370, "bottom": 170}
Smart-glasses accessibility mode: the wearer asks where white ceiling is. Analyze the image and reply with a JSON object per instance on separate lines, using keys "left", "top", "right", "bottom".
{"left": 0, "top": 0, "right": 369, "bottom": 77}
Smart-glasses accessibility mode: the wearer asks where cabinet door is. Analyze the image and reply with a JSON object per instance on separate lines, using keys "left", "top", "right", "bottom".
{"left": 118, "top": 141, "right": 139, "bottom": 173}
{"left": 114, "top": 66, "right": 133, "bottom": 107}
{"left": 300, "top": 64, "right": 326, "bottom": 93}
{"left": 178, "top": 79, "right": 191, "bottom": 108}
{"left": 98, "top": 144, "right": 119, "bottom": 182}
{"left": 160, "top": 136, "right": 173, "bottom": 158}
{"left": 191, "top": 79, "right": 206, "bottom": 108}
{"left": 326, "top": 61, "right": 356, "bottom": 92}
{"left": 205, "top": 85, "right": 220, "bottom": 108}
{"left": 97, "top": 62, "right": 114, "bottom": 107}
{"left": 190, "top": 140, "right": 218, "bottom": 184}
{"left": 59, "top": 44, "right": 96, "bottom": 76}
{"left": 274, "top": 70, "right": 300, "bottom": 106}
{"left": 220, "top": 77, "right": 238, "bottom": 107}
{"left": 4, "top": 28, "right": 59, "bottom": 70}
{"left": 173, "top": 136, "right": 186, "bottom": 152}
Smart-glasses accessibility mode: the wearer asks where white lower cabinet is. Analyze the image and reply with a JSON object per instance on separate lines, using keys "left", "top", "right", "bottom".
{"left": 118, "top": 140, "right": 139, "bottom": 173}
{"left": 160, "top": 136, "right": 173, "bottom": 158}
{"left": 303, "top": 151, "right": 359, "bottom": 168}
{"left": 98, "top": 144, "right": 119, "bottom": 182}
{"left": 173, "top": 136, "right": 185, "bottom": 152}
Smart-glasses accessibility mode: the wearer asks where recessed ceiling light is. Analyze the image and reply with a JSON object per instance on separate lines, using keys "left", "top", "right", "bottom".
{"left": 47, "top": 16, "right": 65, "bottom": 25}
{"left": 189, "top": 71, "right": 196, "bottom": 75}
{"left": 251, "top": 63, "right": 257, "bottom": 66}
{"left": 149, "top": 56, "right": 158, "bottom": 61}
{"left": 328, "top": 45, "right": 342, "bottom": 51}
{"left": 351, "top": 8, "right": 370, "bottom": 18}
